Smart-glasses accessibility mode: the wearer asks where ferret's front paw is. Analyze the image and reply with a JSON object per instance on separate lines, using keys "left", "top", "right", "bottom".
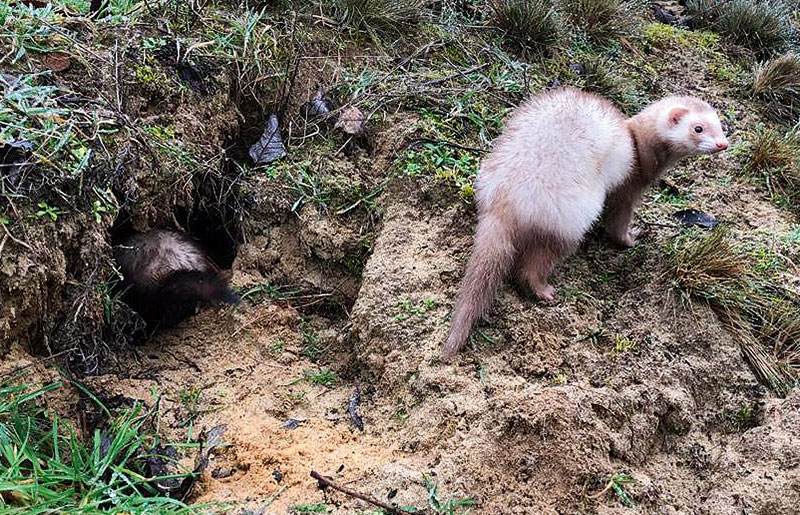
{"left": 535, "top": 284, "right": 556, "bottom": 303}
{"left": 619, "top": 226, "right": 641, "bottom": 248}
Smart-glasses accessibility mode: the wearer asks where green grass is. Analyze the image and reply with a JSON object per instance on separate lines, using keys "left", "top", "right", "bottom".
{"left": 0, "top": 3, "right": 73, "bottom": 63}
{"left": 177, "top": 387, "right": 210, "bottom": 427}
{"left": 239, "top": 282, "right": 302, "bottom": 304}
{"left": 423, "top": 474, "right": 473, "bottom": 514}
{"left": 722, "top": 404, "right": 758, "bottom": 432}
{"left": 0, "top": 74, "right": 114, "bottom": 198}
{"left": 608, "top": 472, "right": 635, "bottom": 507}
{"left": 395, "top": 297, "right": 438, "bottom": 322}
{"left": 301, "top": 324, "right": 323, "bottom": 362}
{"left": 643, "top": 21, "right": 721, "bottom": 51}
{"left": 610, "top": 334, "right": 636, "bottom": 358}
{"left": 204, "top": 7, "right": 293, "bottom": 102}
{"left": 587, "top": 471, "right": 635, "bottom": 507}
{"left": 303, "top": 369, "right": 338, "bottom": 387}
{"left": 402, "top": 142, "right": 481, "bottom": 200}
{"left": 252, "top": 157, "right": 386, "bottom": 217}
{"left": 0, "top": 381, "right": 216, "bottom": 514}
{"left": 331, "top": 0, "right": 424, "bottom": 36}
{"left": 558, "top": 0, "right": 631, "bottom": 44}
{"left": 578, "top": 56, "right": 642, "bottom": 112}
{"left": 651, "top": 184, "right": 694, "bottom": 207}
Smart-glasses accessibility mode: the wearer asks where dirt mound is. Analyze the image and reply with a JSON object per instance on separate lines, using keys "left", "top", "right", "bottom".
{"left": 349, "top": 185, "right": 800, "bottom": 513}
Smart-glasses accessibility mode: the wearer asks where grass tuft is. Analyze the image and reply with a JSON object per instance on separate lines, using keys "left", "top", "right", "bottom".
{"left": 752, "top": 52, "right": 800, "bottom": 124}
{"left": 743, "top": 126, "right": 800, "bottom": 210}
{"left": 332, "top": 0, "right": 424, "bottom": 36}
{"left": 668, "top": 228, "right": 746, "bottom": 298}
{"left": 490, "top": 0, "right": 561, "bottom": 53}
{"left": 580, "top": 57, "right": 631, "bottom": 107}
{"left": 0, "top": 381, "right": 214, "bottom": 514}
{"left": 558, "top": 0, "right": 631, "bottom": 44}
{"left": 745, "top": 125, "right": 800, "bottom": 172}
{"left": 402, "top": 141, "right": 481, "bottom": 200}
{"left": 686, "top": 0, "right": 795, "bottom": 57}
{"left": 667, "top": 229, "right": 800, "bottom": 395}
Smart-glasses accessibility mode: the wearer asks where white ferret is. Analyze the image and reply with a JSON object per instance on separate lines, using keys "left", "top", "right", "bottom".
{"left": 444, "top": 86, "right": 729, "bottom": 359}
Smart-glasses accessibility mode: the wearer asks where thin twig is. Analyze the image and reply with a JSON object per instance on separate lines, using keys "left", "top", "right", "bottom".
{"left": 407, "top": 137, "right": 488, "bottom": 154}
{"left": 114, "top": 39, "right": 122, "bottom": 112}
{"left": 310, "top": 471, "right": 418, "bottom": 515}
{"left": 1, "top": 222, "right": 32, "bottom": 251}
{"left": 419, "top": 63, "right": 489, "bottom": 87}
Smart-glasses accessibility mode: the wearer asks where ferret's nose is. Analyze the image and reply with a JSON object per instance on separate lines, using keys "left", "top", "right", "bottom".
{"left": 716, "top": 141, "right": 728, "bottom": 151}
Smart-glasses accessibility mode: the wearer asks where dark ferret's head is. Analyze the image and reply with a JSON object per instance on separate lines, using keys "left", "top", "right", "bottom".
{"left": 159, "top": 270, "right": 240, "bottom": 306}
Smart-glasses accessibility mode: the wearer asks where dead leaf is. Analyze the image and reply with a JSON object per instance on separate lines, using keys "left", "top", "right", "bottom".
{"left": 348, "top": 383, "right": 364, "bottom": 432}
{"left": 248, "top": 114, "right": 287, "bottom": 165}
{"left": 1, "top": 74, "right": 20, "bottom": 90}
{"left": 306, "top": 86, "right": 331, "bottom": 118}
{"left": 18, "top": 0, "right": 49, "bottom": 8}
{"left": 280, "top": 417, "right": 306, "bottom": 430}
{"left": 203, "top": 424, "right": 228, "bottom": 455}
{"left": 43, "top": 52, "right": 71, "bottom": 72}
{"left": 672, "top": 209, "right": 719, "bottom": 229}
{"left": 146, "top": 445, "right": 183, "bottom": 496}
{"left": 1, "top": 138, "right": 33, "bottom": 186}
{"left": 335, "top": 106, "right": 367, "bottom": 135}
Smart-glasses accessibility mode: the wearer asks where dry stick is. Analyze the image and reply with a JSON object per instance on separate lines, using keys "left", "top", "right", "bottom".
{"left": 618, "top": 37, "right": 644, "bottom": 60}
{"left": 0, "top": 349, "right": 73, "bottom": 380}
{"left": 1, "top": 221, "right": 32, "bottom": 251}
{"left": 114, "top": 40, "right": 122, "bottom": 112}
{"left": 408, "top": 137, "right": 487, "bottom": 154}
{"left": 420, "top": 63, "right": 489, "bottom": 87}
{"left": 310, "top": 471, "right": 418, "bottom": 515}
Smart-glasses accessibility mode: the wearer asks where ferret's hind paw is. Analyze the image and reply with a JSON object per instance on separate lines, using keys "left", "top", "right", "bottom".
{"left": 619, "top": 226, "right": 642, "bottom": 248}
{"left": 535, "top": 284, "right": 556, "bottom": 303}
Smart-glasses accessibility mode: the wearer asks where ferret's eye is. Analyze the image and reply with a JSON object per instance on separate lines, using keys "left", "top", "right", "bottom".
{"left": 694, "top": 126, "right": 703, "bottom": 133}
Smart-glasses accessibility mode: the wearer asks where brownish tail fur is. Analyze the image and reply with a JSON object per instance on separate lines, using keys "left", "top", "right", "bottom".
{"left": 443, "top": 214, "right": 517, "bottom": 360}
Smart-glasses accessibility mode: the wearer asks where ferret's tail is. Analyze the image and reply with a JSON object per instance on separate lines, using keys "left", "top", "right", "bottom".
{"left": 443, "top": 215, "right": 516, "bottom": 360}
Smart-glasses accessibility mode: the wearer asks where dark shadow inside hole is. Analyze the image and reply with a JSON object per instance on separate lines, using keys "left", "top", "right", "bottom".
{"left": 108, "top": 210, "right": 135, "bottom": 247}
{"left": 224, "top": 106, "right": 266, "bottom": 168}
{"left": 172, "top": 205, "right": 238, "bottom": 270}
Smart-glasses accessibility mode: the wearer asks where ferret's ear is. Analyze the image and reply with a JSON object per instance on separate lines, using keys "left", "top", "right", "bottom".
{"left": 668, "top": 107, "right": 689, "bottom": 126}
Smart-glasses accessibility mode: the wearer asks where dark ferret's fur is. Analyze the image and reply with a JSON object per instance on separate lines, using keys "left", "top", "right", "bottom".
{"left": 114, "top": 229, "right": 239, "bottom": 328}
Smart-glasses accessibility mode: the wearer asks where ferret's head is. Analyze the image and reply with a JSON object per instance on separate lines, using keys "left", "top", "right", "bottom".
{"left": 160, "top": 270, "right": 241, "bottom": 306}
{"left": 662, "top": 98, "right": 729, "bottom": 156}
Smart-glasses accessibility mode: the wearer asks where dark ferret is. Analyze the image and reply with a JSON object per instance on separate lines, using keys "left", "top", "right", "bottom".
{"left": 114, "top": 229, "right": 240, "bottom": 328}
